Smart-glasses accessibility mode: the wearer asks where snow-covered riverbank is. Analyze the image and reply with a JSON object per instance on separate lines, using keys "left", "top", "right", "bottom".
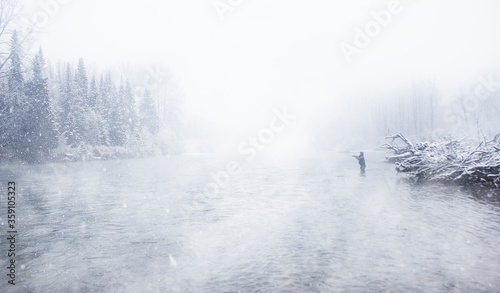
{"left": 385, "top": 133, "right": 500, "bottom": 190}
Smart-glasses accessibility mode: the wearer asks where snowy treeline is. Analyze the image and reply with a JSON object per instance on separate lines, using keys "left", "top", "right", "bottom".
{"left": 316, "top": 76, "right": 500, "bottom": 150}
{"left": 374, "top": 81, "right": 439, "bottom": 138}
{"left": 0, "top": 30, "right": 181, "bottom": 163}
{"left": 314, "top": 81, "right": 442, "bottom": 149}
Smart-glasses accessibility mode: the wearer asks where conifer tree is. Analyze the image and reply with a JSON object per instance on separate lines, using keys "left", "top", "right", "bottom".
{"left": 3, "top": 30, "right": 26, "bottom": 158}
{"left": 24, "top": 48, "right": 58, "bottom": 160}
{"left": 140, "top": 89, "right": 159, "bottom": 136}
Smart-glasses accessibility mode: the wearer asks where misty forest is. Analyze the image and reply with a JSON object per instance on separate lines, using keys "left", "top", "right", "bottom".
{"left": 1, "top": 0, "right": 500, "bottom": 292}
{"left": 0, "top": 31, "right": 182, "bottom": 163}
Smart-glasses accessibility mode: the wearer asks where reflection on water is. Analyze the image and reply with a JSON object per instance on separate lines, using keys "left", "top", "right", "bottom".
{"left": 1, "top": 151, "right": 499, "bottom": 292}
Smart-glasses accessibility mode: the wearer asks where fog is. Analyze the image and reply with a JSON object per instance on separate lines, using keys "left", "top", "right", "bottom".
{"left": 2, "top": 1, "right": 500, "bottom": 291}
{"left": 17, "top": 0, "right": 499, "bottom": 154}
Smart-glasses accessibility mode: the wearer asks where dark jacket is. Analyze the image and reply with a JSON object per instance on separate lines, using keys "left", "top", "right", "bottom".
{"left": 354, "top": 152, "right": 366, "bottom": 168}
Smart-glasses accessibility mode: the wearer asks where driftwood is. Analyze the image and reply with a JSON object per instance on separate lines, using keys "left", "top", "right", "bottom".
{"left": 384, "top": 133, "right": 500, "bottom": 189}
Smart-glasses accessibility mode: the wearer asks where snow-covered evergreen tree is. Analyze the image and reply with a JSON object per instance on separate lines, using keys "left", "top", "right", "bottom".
{"left": 60, "top": 63, "right": 86, "bottom": 148}
{"left": 2, "top": 30, "right": 27, "bottom": 158}
{"left": 123, "top": 80, "right": 138, "bottom": 142}
{"left": 140, "top": 89, "right": 159, "bottom": 136}
{"left": 74, "top": 59, "right": 99, "bottom": 146}
{"left": 88, "top": 75, "right": 98, "bottom": 110}
{"left": 108, "top": 82, "right": 127, "bottom": 146}
{"left": 94, "top": 74, "right": 109, "bottom": 146}
{"left": 97, "top": 73, "right": 115, "bottom": 146}
{"left": 75, "top": 58, "right": 88, "bottom": 101}
{"left": 24, "top": 48, "right": 58, "bottom": 160}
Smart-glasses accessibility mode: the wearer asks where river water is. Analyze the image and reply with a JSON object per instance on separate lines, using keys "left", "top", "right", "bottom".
{"left": 1, "top": 151, "right": 499, "bottom": 292}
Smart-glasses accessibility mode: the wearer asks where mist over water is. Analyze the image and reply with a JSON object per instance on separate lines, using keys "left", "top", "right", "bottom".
{"left": 1, "top": 151, "right": 499, "bottom": 292}
{"left": 2, "top": 1, "right": 500, "bottom": 291}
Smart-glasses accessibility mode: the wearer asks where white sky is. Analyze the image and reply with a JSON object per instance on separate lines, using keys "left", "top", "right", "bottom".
{"left": 18, "top": 0, "right": 500, "bottom": 150}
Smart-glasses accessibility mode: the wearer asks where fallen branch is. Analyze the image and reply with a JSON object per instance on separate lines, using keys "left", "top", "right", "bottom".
{"left": 384, "top": 134, "right": 500, "bottom": 189}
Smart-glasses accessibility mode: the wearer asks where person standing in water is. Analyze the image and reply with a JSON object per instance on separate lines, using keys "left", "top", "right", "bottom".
{"left": 353, "top": 152, "right": 366, "bottom": 171}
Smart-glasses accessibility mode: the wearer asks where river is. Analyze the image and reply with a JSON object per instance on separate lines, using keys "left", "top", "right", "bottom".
{"left": 1, "top": 151, "right": 499, "bottom": 292}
